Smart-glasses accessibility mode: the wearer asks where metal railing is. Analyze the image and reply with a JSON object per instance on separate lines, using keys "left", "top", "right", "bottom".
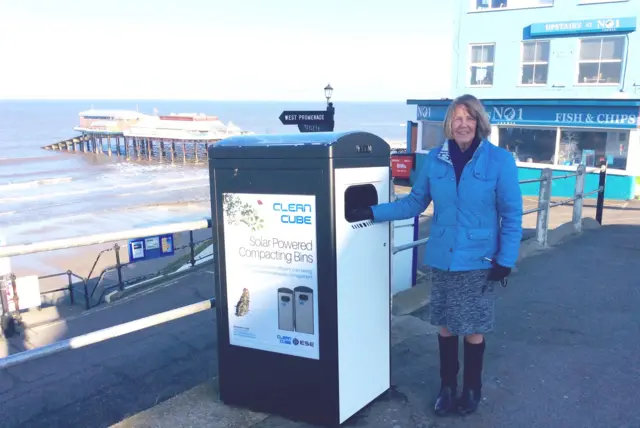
{"left": 0, "top": 219, "right": 214, "bottom": 314}
{"left": 391, "top": 163, "right": 607, "bottom": 253}
{"left": 0, "top": 298, "right": 216, "bottom": 370}
{"left": 0, "top": 219, "right": 212, "bottom": 258}
{"left": 0, "top": 164, "right": 608, "bottom": 370}
{"left": 522, "top": 163, "right": 606, "bottom": 247}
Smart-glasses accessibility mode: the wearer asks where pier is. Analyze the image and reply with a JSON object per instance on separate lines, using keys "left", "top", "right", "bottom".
{"left": 41, "top": 109, "right": 251, "bottom": 164}
{"left": 42, "top": 133, "right": 220, "bottom": 164}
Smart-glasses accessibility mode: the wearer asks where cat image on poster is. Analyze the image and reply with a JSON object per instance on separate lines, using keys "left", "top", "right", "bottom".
{"left": 235, "top": 288, "right": 250, "bottom": 317}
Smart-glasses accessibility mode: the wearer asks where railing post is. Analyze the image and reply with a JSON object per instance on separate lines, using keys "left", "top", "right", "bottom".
{"left": 67, "top": 270, "right": 75, "bottom": 305}
{"left": 536, "top": 168, "right": 553, "bottom": 247}
{"left": 114, "top": 244, "right": 124, "bottom": 290}
{"left": 389, "top": 178, "right": 395, "bottom": 313}
{"left": 189, "top": 231, "right": 196, "bottom": 267}
{"left": 411, "top": 215, "right": 419, "bottom": 287}
{"left": 83, "top": 280, "right": 90, "bottom": 310}
{"left": 596, "top": 163, "right": 607, "bottom": 225}
{"left": 0, "top": 274, "right": 16, "bottom": 338}
{"left": 10, "top": 274, "right": 20, "bottom": 315}
{"left": 572, "top": 165, "right": 586, "bottom": 233}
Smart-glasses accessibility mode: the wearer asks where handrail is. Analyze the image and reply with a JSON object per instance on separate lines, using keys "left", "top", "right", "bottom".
{"left": 391, "top": 164, "right": 607, "bottom": 254}
{"left": 0, "top": 218, "right": 212, "bottom": 258}
{"left": 0, "top": 298, "right": 216, "bottom": 370}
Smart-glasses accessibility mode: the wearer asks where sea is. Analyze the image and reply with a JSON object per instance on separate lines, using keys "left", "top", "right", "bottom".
{"left": 0, "top": 100, "right": 414, "bottom": 247}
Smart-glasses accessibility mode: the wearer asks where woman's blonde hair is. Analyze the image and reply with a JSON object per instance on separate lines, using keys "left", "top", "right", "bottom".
{"left": 443, "top": 94, "right": 491, "bottom": 141}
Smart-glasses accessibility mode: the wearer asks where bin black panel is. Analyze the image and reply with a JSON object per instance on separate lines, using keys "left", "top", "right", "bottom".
{"left": 208, "top": 131, "right": 391, "bottom": 427}
{"left": 210, "top": 163, "right": 341, "bottom": 425}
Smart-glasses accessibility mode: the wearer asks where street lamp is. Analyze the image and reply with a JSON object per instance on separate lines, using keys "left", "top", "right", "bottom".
{"left": 324, "top": 84, "right": 333, "bottom": 104}
{"left": 324, "top": 84, "right": 335, "bottom": 132}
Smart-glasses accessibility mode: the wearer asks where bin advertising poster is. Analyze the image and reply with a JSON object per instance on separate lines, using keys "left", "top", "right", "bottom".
{"left": 222, "top": 193, "right": 319, "bottom": 360}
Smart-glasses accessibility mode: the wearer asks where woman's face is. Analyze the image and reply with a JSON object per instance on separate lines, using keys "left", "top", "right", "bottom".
{"left": 451, "top": 105, "right": 477, "bottom": 145}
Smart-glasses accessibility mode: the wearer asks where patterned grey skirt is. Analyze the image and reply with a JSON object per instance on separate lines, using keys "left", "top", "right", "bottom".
{"left": 428, "top": 268, "right": 497, "bottom": 335}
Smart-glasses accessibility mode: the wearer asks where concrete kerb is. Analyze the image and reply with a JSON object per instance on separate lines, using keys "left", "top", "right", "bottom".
{"left": 390, "top": 217, "right": 602, "bottom": 317}
{"left": 111, "top": 378, "right": 270, "bottom": 428}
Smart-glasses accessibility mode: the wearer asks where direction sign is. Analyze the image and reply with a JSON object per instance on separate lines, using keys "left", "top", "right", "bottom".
{"left": 279, "top": 111, "right": 330, "bottom": 125}
{"left": 298, "top": 123, "right": 333, "bottom": 133}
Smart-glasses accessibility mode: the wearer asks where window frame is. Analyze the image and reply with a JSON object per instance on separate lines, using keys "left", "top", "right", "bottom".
{"left": 575, "top": 35, "right": 626, "bottom": 86}
{"left": 468, "top": 0, "right": 554, "bottom": 13}
{"left": 468, "top": 42, "right": 496, "bottom": 87}
{"left": 520, "top": 39, "right": 551, "bottom": 86}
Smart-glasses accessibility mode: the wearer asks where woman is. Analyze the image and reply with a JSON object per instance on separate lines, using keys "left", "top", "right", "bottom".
{"left": 351, "top": 94, "right": 523, "bottom": 416}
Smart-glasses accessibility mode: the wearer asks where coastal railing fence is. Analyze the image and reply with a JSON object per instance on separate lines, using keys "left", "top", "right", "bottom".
{"left": 25, "top": 231, "right": 215, "bottom": 312}
{"left": 1, "top": 234, "right": 214, "bottom": 322}
{"left": 0, "top": 164, "right": 607, "bottom": 347}
{"left": 43, "top": 134, "right": 221, "bottom": 164}
{"left": 53, "top": 231, "right": 213, "bottom": 309}
{"left": 523, "top": 163, "right": 607, "bottom": 246}
{"left": 392, "top": 164, "right": 607, "bottom": 254}
{"left": 0, "top": 219, "right": 213, "bottom": 335}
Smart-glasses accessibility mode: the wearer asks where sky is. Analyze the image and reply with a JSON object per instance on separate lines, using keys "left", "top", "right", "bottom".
{"left": 0, "top": 0, "right": 456, "bottom": 101}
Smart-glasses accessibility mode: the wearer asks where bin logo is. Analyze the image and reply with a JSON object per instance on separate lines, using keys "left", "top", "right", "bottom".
{"left": 273, "top": 202, "right": 313, "bottom": 225}
{"left": 293, "top": 338, "right": 315, "bottom": 347}
{"left": 277, "top": 334, "right": 293, "bottom": 345}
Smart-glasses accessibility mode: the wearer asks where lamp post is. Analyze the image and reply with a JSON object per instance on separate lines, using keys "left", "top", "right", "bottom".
{"left": 324, "top": 84, "right": 335, "bottom": 132}
{"left": 324, "top": 84, "right": 333, "bottom": 105}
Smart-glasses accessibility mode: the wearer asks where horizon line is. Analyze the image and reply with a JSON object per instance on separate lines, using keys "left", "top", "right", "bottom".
{"left": 0, "top": 98, "right": 414, "bottom": 103}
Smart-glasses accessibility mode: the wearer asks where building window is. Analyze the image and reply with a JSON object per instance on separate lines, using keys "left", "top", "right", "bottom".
{"left": 420, "top": 122, "right": 445, "bottom": 152}
{"left": 472, "top": 0, "right": 553, "bottom": 11}
{"left": 521, "top": 40, "right": 550, "bottom": 85}
{"left": 470, "top": 44, "right": 495, "bottom": 86}
{"left": 577, "top": 36, "right": 625, "bottom": 84}
{"left": 499, "top": 128, "right": 557, "bottom": 164}
{"left": 557, "top": 130, "right": 629, "bottom": 169}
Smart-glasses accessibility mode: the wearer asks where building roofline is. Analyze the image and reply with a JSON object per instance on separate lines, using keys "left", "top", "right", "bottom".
{"left": 407, "top": 98, "right": 640, "bottom": 107}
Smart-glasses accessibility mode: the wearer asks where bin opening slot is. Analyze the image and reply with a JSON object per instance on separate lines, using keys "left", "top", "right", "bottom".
{"left": 299, "top": 295, "right": 308, "bottom": 301}
{"left": 280, "top": 296, "right": 291, "bottom": 303}
{"left": 344, "top": 184, "right": 378, "bottom": 223}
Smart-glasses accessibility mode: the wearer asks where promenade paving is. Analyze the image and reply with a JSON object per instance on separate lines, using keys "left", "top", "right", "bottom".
{"left": 114, "top": 223, "right": 640, "bottom": 428}
{"left": 1, "top": 196, "right": 639, "bottom": 427}
{"left": 1, "top": 221, "right": 638, "bottom": 427}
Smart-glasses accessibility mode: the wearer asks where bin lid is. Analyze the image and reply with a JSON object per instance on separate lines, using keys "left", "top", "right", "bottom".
{"left": 209, "top": 131, "right": 390, "bottom": 159}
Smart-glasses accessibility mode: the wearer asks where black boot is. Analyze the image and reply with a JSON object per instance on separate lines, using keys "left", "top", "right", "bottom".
{"left": 458, "top": 338, "right": 485, "bottom": 415}
{"left": 434, "top": 334, "right": 459, "bottom": 416}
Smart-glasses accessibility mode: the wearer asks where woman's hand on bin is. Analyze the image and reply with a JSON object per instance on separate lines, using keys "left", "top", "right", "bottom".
{"left": 349, "top": 207, "right": 373, "bottom": 222}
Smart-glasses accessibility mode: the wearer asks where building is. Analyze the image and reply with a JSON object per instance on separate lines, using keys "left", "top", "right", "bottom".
{"left": 406, "top": 0, "right": 640, "bottom": 200}
{"left": 76, "top": 110, "right": 146, "bottom": 135}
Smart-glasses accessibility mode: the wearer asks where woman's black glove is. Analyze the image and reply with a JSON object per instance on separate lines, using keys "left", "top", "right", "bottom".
{"left": 487, "top": 262, "right": 511, "bottom": 282}
{"left": 348, "top": 207, "right": 373, "bottom": 222}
